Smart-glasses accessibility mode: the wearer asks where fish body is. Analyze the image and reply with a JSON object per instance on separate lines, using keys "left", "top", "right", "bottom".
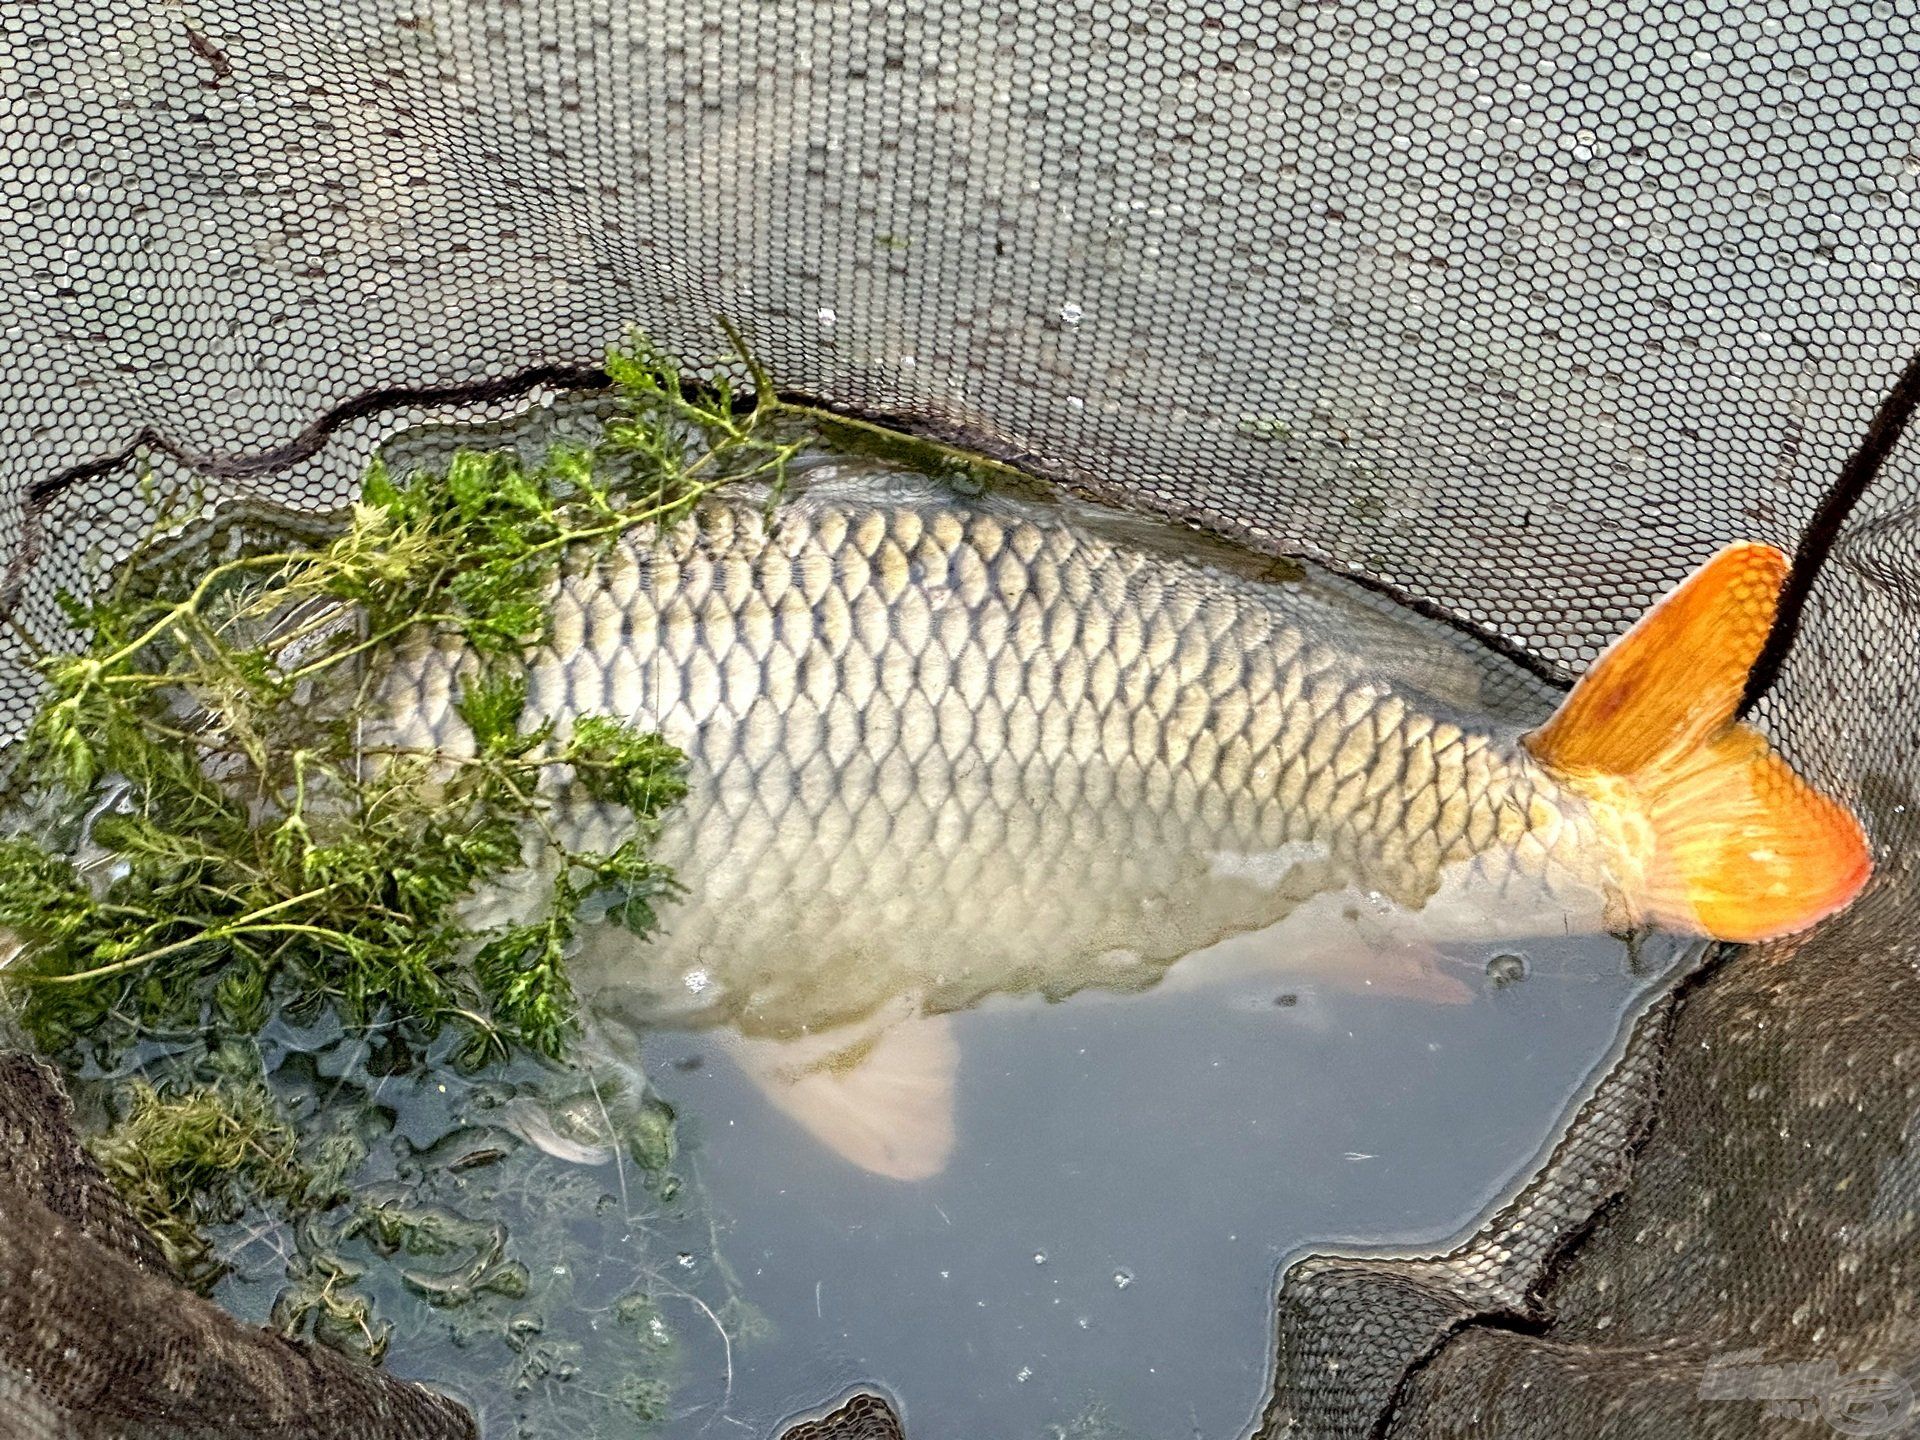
{"left": 395, "top": 476, "right": 1598, "bottom": 1024}
{"left": 383, "top": 469, "right": 1870, "bottom": 1177}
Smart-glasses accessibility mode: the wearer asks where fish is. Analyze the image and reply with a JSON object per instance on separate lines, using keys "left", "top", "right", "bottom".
{"left": 381, "top": 470, "right": 1872, "bottom": 1180}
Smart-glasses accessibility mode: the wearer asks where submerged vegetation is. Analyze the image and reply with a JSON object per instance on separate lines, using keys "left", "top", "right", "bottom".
{"left": 0, "top": 335, "right": 795, "bottom": 1062}
{"left": 90, "top": 1073, "right": 316, "bottom": 1286}
{"left": 0, "top": 336, "right": 798, "bottom": 1423}
{"left": 0, "top": 332, "right": 1039, "bottom": 1429}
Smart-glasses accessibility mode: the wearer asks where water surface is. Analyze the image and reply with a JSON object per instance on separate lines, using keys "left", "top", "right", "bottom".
{"left": 630, "top": 928, "right": 1687, "bottom": 1439}
{"left": 171, "top": 406, "right": 1700, "bottom": 1437}
{"left": 188, "top": 741, "right": 1690, "bottom": 1440}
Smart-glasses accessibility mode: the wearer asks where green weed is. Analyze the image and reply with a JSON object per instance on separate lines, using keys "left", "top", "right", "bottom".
{"left": 88, "top": 1077, "right": 313, "bottom": 1289}
{"left": 0, "top": 332, "right": 797, "bottom": 1065}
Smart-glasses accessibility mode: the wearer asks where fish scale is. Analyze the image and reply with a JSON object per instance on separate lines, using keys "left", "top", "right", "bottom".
{"left": 383, "top": 476, "right": 1613, "bottom": 1039}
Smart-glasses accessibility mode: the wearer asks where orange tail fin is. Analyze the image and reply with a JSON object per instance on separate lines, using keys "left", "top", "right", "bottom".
{"left": 1525, "top": 544, "right": 1871, "bottom": 943}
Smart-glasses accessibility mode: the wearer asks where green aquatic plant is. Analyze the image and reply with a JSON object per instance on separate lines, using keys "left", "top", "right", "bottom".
{"left": 0, "top": 333, "right": 798, "bottom": 1063}
{"left": 0, "top": 336, "right": 796, "bottom": 1409}
{"left": 88, "top": 1076, "right": 315, "bottom": 1289}
{"left": 0, "top": 332, "right": 1017, "bottom": 1424}
{"left": 256, "top": 1036, "right": 736, "bottom": 1426}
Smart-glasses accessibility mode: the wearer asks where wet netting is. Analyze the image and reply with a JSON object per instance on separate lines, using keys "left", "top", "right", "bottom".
{"left": 4, "top": 0, "right": 1920, "bottom": 1436}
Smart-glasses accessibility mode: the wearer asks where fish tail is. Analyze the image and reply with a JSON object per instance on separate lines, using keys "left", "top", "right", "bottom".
{"left": 1525, "top": 543, "right": 1871, "bottom": 943}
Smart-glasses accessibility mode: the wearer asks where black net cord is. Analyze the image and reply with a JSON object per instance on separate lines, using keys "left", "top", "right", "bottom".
{"left": 1740, "top": 344, "right": 1920, "bottom": 717}
{"left": 0, "top": 362, "right": 613, "bottom": 620}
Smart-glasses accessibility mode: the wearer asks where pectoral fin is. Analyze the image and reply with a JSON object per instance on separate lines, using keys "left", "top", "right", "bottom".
{"left": 1315, "top": 941, "right": 1476, "bottom": 1003}
{"left": 728, "top": 1000, "right": 958, "bottom": 1181}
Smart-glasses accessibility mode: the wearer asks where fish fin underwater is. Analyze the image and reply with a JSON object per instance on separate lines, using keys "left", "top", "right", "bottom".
{"left": 1525, "top": 542, "right": 1871, "bottom": 943}
{"left": 727, "top": 999, "right": 959, "bottom": 1182}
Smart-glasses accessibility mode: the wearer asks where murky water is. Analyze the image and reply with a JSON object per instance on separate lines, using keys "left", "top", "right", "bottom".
{"left": 183, "top": 920, "right": 1688, "bottom": 1440}
{"left": 636, "top": 931, "right": 1689, "bottom": 1439}
{"left": 92, "top": 406, "right": 1705, "bottom": 1436}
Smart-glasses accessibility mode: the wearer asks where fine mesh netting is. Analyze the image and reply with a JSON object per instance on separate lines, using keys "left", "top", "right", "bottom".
{"left": 4, "top": 0, "right": 1920, "bottom": 1435}
{"left": 0, "top": 1052, "right": 477, "bottom": 1440}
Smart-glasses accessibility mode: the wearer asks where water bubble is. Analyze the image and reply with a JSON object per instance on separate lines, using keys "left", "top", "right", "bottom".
{"left": 1113, "top": 1268, "right": 1134, "bottom": 1289}
{"left": 1033, "top": 1251, "right": 1048, "bottom": 1265}
{"left": 1487, "top": 952, "right": 1528, "bottom": 987}
{"left": 1059, "top": 301, "right": 1084, "bottom": 325}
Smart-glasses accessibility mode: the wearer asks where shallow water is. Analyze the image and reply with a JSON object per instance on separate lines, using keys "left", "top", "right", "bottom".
{"left": 122, "top": 407, "right": 1703, "bottom": 1435}
{"left": 631, "top": 929, "right": 1690, "bottom": 1439}
{"left": 184, "top": 919, "right": 1691, "bottom": 1440}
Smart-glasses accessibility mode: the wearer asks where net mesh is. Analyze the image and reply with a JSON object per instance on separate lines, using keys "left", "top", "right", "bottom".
{"left": 4, "top": 0, "right": 1920, "bottom": 1434}
{"left": 0, "top": 1054, "right": 476, "bottom": 1440}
